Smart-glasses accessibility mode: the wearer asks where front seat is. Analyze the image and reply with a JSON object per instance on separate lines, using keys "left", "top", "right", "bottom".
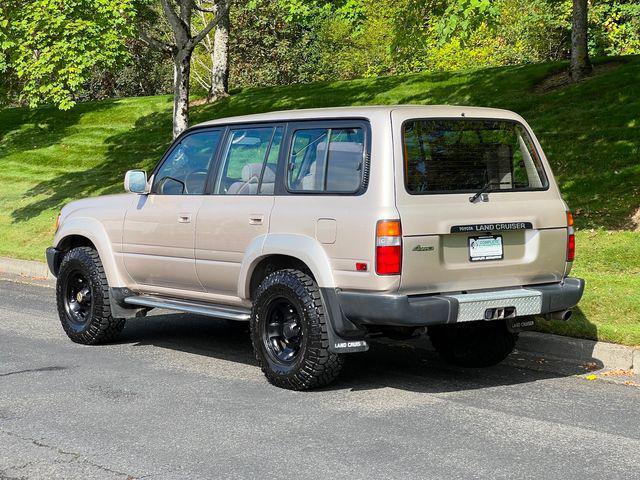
{"left": 227, "top": 163, "right": 276, "bottom": 194}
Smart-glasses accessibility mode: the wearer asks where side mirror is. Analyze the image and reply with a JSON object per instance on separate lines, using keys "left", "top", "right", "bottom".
{"left": 124, "top": 170, "right": 149, "bottom": 194}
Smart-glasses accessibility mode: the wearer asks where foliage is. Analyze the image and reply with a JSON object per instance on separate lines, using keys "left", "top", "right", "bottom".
{"left": 0, "top": 0, "right": 136, "bottom": 110}
{"left": 435, "top": 0, "right": 499, "bottom": 45}
{"left": 590, "top": 0, "right": 640, "bottom": 56}
{"left": 224, "top": 0, "right": 320, "bottom": 88}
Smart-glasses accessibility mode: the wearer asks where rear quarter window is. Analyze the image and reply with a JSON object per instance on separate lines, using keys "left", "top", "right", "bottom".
{"left": 402, "top": 118, "right": 548, "bottom": 194}
{"left": 287, "top": 126, "right": 365, "bottom": 194}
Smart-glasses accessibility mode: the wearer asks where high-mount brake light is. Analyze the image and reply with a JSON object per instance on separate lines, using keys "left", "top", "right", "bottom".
{"left": 566, "top": 211, "right": 575, "bottom": 262}
{"left": 376, "top": 220, "right": 402, "bottom": 275}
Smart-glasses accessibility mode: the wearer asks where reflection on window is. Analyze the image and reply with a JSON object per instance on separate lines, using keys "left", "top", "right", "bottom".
{"left": 287, "top": 127, "right": 364, "bottom": 193}
{"left": 153, "top": 130, "right": 221, "bottom": 195}
{"left": 215, "top": 127, "right": 282, "bottom": 195}
{"left": 403, "top": 119, "right": 547, "bottom": 194}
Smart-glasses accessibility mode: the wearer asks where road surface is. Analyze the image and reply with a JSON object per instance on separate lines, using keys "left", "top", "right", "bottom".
{"left": 1, "top": 278, "right": 639, "bottom": 479}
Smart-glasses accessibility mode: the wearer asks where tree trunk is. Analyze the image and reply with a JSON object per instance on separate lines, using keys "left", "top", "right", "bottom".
{"left": 208, "top": 1, "right": 230, "bottom": 101}
{"left": 172, "top": 49, "right": 192, "bottom": 138}
{"left": 570, "top": 0, "right": 592, "bottom": 82}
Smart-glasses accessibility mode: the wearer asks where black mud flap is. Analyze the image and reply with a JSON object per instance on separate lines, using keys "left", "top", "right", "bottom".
{"left": 506, "top": 317, "right": 536, "bottom": 333}
{"left": 320, "top": 288, "right": 369, "bottom": 354}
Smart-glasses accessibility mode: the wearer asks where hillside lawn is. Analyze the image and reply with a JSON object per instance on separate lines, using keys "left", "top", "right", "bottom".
{"left": 1, "top": 56, "right": 638, "bottom": 345}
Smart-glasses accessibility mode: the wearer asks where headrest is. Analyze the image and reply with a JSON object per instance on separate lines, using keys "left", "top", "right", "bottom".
{"left": 317, "top": 141, "right": 363, "bottom": 156}
{"left": 241, "top": 163, "right": 276, "bottom": 183}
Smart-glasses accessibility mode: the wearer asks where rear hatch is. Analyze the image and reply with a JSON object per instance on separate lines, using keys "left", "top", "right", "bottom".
{"left": 392, "top": 110, "right": 569, "bottom": 294}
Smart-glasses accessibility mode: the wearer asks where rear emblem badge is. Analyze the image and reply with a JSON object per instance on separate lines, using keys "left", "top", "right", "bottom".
{"left": 412, "top": 245, "right": 434, "bottom": 252}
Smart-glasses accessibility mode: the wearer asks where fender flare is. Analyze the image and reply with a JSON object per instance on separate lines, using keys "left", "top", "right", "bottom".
{"left": 237, "top": 233, "right": 336, "bottom": 299}
{"left": 53, "top": 217, "right": 127, "bottom": 287}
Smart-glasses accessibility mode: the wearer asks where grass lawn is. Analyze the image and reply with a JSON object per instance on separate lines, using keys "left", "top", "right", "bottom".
{"left": 1, "top": 56, "right": 638, "bottom": 345}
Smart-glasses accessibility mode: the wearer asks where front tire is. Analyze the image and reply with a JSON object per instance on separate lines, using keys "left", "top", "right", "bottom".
{"left": 56, "top": 247, "right": 125, "bottom": 344}
{"left": 428, "top": 320, "right": 517, "bottom": 367}
{"left": 250, "top": 269, "right": 344, "bottom": 390}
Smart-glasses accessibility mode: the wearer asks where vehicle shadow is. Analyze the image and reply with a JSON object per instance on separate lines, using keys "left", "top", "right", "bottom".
{"left": 118, "top": 310, "right": 600, "bottom": 394}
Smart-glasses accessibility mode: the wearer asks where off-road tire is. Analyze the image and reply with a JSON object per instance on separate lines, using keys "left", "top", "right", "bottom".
{"left": 250, "top": 269, "right": 344, "bottom": 390}
{"left": 428, "top": 320, "right": 517, "bottom": 367}
{"left": 56, "top": 246, "right": 125, "bottom": 344}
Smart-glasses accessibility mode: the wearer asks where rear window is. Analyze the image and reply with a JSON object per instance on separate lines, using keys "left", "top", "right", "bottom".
{"left": 402, "top": 119, "right": 548, "bottom": 194}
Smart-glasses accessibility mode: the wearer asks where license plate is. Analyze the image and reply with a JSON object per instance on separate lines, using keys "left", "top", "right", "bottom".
{"left": 469, "top": 235, "right": 503, "bottom": 262}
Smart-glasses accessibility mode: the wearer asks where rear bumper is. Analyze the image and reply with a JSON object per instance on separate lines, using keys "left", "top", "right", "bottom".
{"left": 46, "top": 246, "right": 62, "bottom": 277}
{"left": 332, "top": 277, "right": 585, "bottom": 329}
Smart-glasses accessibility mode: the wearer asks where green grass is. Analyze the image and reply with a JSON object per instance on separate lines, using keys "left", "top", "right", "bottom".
{"left": 1, "top": 56, "right": 639, "bottom": 344}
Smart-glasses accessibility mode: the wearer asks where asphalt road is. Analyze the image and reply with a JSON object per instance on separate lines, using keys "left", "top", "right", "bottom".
{"left": 1, "top": 279, "right": 639, "bottom": 480}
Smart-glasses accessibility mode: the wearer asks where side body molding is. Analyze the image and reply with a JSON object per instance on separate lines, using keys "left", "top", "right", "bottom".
{"left": 238, "top": 233, "right": 336, "bottom": 299}
{"left": 53, "top": 217, "right": 128, "bottom": 288}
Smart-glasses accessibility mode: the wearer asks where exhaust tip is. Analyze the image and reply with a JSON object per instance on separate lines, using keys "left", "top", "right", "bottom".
{"left": 544, "top": 309, "right": 573, "bottom": 321}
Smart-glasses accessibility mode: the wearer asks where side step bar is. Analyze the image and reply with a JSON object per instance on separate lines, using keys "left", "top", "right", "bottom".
{"left": 124, "top": 295, "right": 251, "bottom": 321}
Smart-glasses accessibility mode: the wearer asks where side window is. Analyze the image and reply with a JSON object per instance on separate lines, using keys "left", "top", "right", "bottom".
{"left": 153, "top": 130, "right": 221, "bottom": 195}
{"left": 287, "top": 127, "right": 364, "bottom": 193}
{"left": 214, "top": 126, "right": 281, "bottom": 195}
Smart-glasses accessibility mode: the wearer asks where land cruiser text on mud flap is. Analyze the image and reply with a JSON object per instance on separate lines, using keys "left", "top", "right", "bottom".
{"left": 46, "top": 106, "right": 584, "bottom": 390}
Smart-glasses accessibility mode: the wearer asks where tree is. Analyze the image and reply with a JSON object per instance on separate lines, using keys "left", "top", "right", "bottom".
{"left": 0, "top": 0, "right": 135, "bottom": 109}
{"left": 192, "top": 0, "right": 230, "bottom": 101}
{"left": 140, "top": 0, "right": 227, "bottom": 138}
{"left": 570, "top": 0, "right": 592, "bottom": 82}
{"left": 210, "top": 1, "right": 231, "bottom": 100}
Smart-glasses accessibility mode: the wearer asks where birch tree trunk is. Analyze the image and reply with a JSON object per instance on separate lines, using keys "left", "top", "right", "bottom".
{"left": 209, "top": 0, "right": 230, "bottom": 101}
{"left": 172, "top": 50, "right": 192, "bottom": 139}
{"left": 570, "top": 0, "right": 592, "bottom": 82}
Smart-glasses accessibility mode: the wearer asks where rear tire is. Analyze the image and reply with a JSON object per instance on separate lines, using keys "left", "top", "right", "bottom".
{"left": 56, "top": 247, "right": 125, "bottom": 344}
{"left": 250, "top": 269, "right": 344, "bottom": 390}
{"left": 428, "top": 320, "right": 517, "bottom": 367}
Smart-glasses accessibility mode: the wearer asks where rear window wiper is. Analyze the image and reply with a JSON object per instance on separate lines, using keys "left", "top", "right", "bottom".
{"left": 469, "top": 182, "right": 493, "bottom": 203}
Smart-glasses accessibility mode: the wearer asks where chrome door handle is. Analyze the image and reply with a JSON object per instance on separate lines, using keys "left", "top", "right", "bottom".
{"left": 249, "top": 215, "right": 264, "bottom": 225}
{"left": 178, "top": 214, "right": 191, "bottom": 223}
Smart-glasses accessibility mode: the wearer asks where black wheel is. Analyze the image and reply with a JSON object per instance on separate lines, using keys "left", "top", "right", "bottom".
{"left": 250, "top": 269, "right": 344, "bottom": 390}
{"left": 428, "top": 320, "right": 517, "bottom": 367}
{"left": 56, "top": 247, "right": 125, "bottom": 344}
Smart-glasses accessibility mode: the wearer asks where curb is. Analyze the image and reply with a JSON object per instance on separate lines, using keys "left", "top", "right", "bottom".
{"left": 0, "top": 256, "right": 638, "bottom": 374}
{"left": 517, "top": 331, "right": 639, "bottom": 375}
{"left": 0, "top": 255, "right": 55, "bottom": 286}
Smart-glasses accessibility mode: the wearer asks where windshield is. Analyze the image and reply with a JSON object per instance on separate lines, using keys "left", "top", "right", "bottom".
{"left": 402, "top": 118, "right": 548, "bottom": 194}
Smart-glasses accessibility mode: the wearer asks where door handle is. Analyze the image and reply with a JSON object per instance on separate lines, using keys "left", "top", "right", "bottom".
{"left": 249, "top": 215, "right": 264, "bottom": 225}
{"left": 178, "top": 214, "right": 192, "bottom": 223}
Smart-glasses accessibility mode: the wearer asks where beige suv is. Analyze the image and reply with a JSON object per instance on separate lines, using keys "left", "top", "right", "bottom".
{"left": 47, "top": 106, "right": 584, "bottom": 390}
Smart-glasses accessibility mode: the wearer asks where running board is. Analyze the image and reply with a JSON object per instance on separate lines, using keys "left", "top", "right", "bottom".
{"left": 123, "top": 295, "right": 251, "bottom": 321}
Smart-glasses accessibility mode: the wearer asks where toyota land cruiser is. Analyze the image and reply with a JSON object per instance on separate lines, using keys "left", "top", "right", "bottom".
{"left": 46, "top": 106, "right": 584, "bottom": 390}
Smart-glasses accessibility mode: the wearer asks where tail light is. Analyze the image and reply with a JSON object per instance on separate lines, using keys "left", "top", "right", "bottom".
{"left": 376, "top": 220, "right": 402, "bottom": 275}
{"left": 566, "top": 211, "right": 575, "bottom": 262}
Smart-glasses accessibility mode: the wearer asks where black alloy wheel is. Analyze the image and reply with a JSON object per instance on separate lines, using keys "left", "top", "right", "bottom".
{"left": 263, "top": 298, "right": 304, "bottom": 364}
{"left": 63, "top": 269, "right": 93, "bottom": 332}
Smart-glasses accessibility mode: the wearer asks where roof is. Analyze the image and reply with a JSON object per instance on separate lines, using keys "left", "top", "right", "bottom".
{"left": 193, "top": 105, "right": 523, "bottom": 128}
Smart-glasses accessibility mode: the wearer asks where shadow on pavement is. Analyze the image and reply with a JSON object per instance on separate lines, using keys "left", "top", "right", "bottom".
{"left": 118, "top": 311, "right": 598, "bottom": 394}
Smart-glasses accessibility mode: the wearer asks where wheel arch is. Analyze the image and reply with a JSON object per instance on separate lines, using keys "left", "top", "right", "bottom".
{"left": 238, "top": 234, "right": 336, "bottom": 300}
{"left": 54, "top": 217, "right": 127, "bottom": 287}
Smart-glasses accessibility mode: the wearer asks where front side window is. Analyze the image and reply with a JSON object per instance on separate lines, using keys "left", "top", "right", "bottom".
{"left": 215, "top": 127, "right": 282, "bottom": 195}
{"left": 287, "top": 127, "right": 365, "bottom": 193}
{"left": 403, "top": 119, "right": 548, "bottom": 194}
{"left": 153, "top": 130, "right": 221, "bottom": 195}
